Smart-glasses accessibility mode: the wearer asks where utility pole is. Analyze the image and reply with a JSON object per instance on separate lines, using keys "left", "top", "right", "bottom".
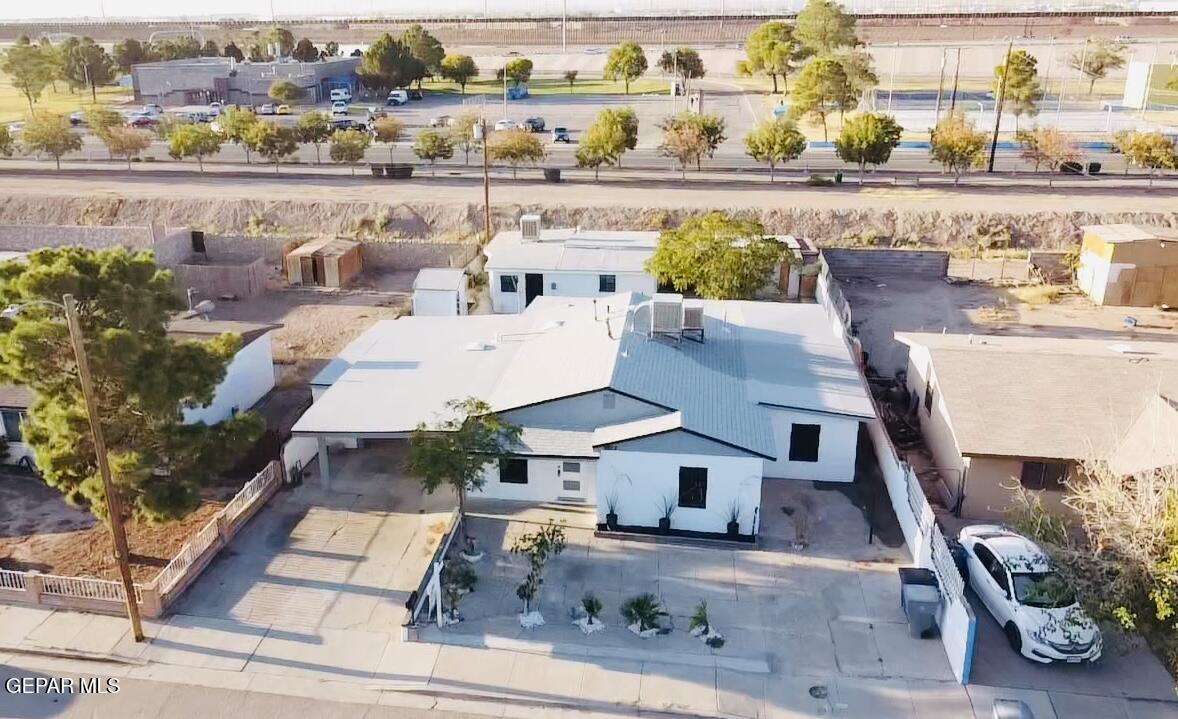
{"left": 988, "top": 38, "right": 1014, "bottom": 173}
{"left": 948, "top": 47, "right": 962, "bottom": 114}
{"left": 886, "top": 41, "right": 898, "bottom": 114}
{"left": 63, "top": 294, "right": 144, "bottom": 643}
{"left": 479, "top": 120, "right": 491, "bottom": 246}
{"left": 933, "top": 46, "right": 948, "bottom": 126}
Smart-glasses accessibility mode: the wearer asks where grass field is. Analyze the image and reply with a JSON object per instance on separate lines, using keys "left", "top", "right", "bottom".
{"left": 423, "top": 76, "right": 669, "bottom": 97}
{"left": 0, "top": 72, "right": 132, "bottom": 124}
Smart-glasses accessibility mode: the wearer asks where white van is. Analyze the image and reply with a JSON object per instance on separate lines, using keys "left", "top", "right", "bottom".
{"left": 385, "top": 90, "right": 408, "bottom": 106}
{"left": 330, "top": 88, "right": 352, "bottom": 102}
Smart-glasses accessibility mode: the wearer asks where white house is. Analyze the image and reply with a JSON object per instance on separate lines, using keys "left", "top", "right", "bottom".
{"left": 293, "top": 292, "right": 873, "bottom": 538}
{"left": 484, "top": 216, "right": 660, "bottom": 314}
{"left": 412, "top": 268, "right": 469, "bottom": 316}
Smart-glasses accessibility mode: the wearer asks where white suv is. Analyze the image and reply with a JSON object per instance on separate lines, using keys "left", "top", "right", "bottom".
{"left": 331, "top": 101, "right": 349, "bottom": 116}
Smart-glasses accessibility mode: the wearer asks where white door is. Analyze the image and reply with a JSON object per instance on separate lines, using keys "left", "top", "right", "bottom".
{"left": 556, "top": 461, "right": 587, "bottom": 502}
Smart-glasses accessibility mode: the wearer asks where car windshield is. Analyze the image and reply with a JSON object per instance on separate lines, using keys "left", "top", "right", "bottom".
{"left": 1012, "top": 572, "right": 1075, "bottom": 608}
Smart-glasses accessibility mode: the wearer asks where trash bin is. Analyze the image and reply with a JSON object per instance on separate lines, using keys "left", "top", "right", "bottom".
{"left": 902, "top": 583, "right": 940, "bottom": 639}
{"left": 898, "top": 567, "right": 938, "bottom": 610}
{"left": 834, "top": 170, "right": 843, "bottom": 184}
{"left": 543, "top": 167, "right": 562, "bottom": 183}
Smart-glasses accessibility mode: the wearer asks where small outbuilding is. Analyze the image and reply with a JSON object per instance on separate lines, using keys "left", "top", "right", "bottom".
{"left": 1076, "top": 224, "right": 1178, "bottom": 307}
{"left": 412, "top": 268, "right": 469, "bottom": 316}
{"left": 285, "top": 238, "right": 363, "bottom": 288}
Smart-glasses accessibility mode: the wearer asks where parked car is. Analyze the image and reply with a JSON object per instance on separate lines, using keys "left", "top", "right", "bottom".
{"left": 494, "top": 118, "right": 519, "bottom": 132}
{"left": 407, "top": 89, "right": 424, "bottom": 101}
{"left": 68, "top": 111, "right": 87, "bottom": 127}
{"left": 331, "top": 117, "right": 364, "bottom": 131}
{"left": 329, "top": 88, "right": 352, "bottom": 102}
{"left": 276, "top": 104, "right": 292, "bottom": 115}
{"left": 551, "top": 127, "right": 570, "bottom": 143}
{"left": 522, "top": 117, "right": 545, "bottom": 132}
{"left": 331, "top": 101, "right": 349, "bottom": 116}
{"left": 259, "top": 103, "right": 276, "bottom": 115}
{"left": 142, "top": 104, "right": 164, "bottom": 117}
{"left": 428, "top": 115, "right": 453, "bottom": 128}
{"left": 208, "top": 101, "right": 224, "bottom": 116}
{"left": 129, "top": 114, "right": 158, "bottom": 128}
{"left": 386, "top": 90, "right": 409, "bottom": 106}
{"left": 6, "top": 121, "right": 24, "bottom": 135}
{"left": 958, "top": 525, "right": 1101, "bottom": 664}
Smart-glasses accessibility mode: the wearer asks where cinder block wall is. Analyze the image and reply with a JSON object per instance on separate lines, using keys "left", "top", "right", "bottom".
{"left": 821, "top": 248, "right": 950, "bottom": 279}
{"left": 0, "top": 225, "right": 154, "bottom": 252}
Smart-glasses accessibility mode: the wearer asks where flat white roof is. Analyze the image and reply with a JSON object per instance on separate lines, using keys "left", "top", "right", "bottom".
{"left": 413, "top": 268, "right": 466, "bottom": 292}
{"left": 484, "top": 228, "right": 659, "bottom": 274}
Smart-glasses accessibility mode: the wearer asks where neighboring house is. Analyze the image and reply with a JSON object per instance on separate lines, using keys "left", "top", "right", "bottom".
{"left": 898, "top": 332, "right": 1178, "bottom": 519}
{"left": 167, "top": 319, "right": 281, "bottom": 425}
{"left": 412, "top": 268, "right": 469, "bottom": 316}
{"left": 293, "top": 292, "right": 873, "bottom": 537}
{"left": 1075, "top": 224, "right": 1178, "bottom": 308}
{"left": 131, "top": 56, "right": 360, "bottom": 107}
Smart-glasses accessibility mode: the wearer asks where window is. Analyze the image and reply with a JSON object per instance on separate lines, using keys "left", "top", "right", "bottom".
{"left": 602, "top": 392, "right": 616, "bottom": 410}
{"left": 923, "top": 377, "right": 935, "bottom": 414}
{"left": 678, "top": 467, "right": 708, "bottom": 509}
{"left": 598, "top": 274, "right": 617, "bottom": 292}
{"left": 499, "top": 274, "right": 519, "bottom": 293}
{"left": 1, "top": 410, "right": 23, "bottom": 443}
{"left": 788, "top": 424, "right": 821, "bottom": 462}
{"left": 499, "top": 458, "right": 528, "bottom": 484}
{"left": 1020, "top": 461, "right": 1068, "bottom": 490}
{"left": 562, "top": 479, "right": 581, "bottom": 492}
{"left": 562, "top": 461, "right": 581, "bottom": 473}
{"left": 973, "top": 543, "right": 1010, "bottom": 596}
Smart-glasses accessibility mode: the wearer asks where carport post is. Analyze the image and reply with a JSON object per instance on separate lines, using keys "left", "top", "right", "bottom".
{"left": 317, "top": 437, "right": 332, "bottom": 490}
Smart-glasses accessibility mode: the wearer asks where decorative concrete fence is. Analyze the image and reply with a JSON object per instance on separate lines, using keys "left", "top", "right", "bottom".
{"left": 0, "top": 461, "right": 281, "bottom": 619}
{"left": 403, "top": 508, "right": 462, "bottom": 637}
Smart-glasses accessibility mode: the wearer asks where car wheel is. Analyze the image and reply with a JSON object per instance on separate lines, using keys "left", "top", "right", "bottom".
{"left": 1004, "top": 622, "right": 1023, "bottom": 653}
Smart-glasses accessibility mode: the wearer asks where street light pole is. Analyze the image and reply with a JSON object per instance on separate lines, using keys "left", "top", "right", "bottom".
{"left": 988, "top": 38, "right": 1015, "bottom": 174}
{"left": 63, "top": 294, "right": 144, "bottom": 642}
{"left": 479, "top": 119, "right": 491, "bottom": 246}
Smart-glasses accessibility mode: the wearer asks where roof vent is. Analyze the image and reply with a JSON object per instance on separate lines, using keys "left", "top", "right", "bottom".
{"left": 650, "top": 293, "right": 684, "bottom": 340}
{"left": 464, "top": 341, "right": 495, "bottom": 351}
{"left": 683, "top": 301, "right": 705, "bottom": 342}
{"left": 520, "top": 214, "right": 541, "bottom": 241}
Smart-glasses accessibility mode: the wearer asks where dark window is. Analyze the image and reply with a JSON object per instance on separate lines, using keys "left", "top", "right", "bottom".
{"left": 1020, "top": 461, "right": 1068, "bottom": 490}
{"left": 499, "top": 458, "right": 528, "bottom": 484}
{"left": 788, "top": 424, "right": 821, "bottom": 462}
{"left": 499, "top": 274, "right": 519, "bottom": 293}
{"left": 562, "top": 461, "right": 581, "bottom": 473}
{"left": 923, "top": 377, "right": 935, "bottom": 414}
{"left": 598, "top": 274, "right": 617, "bottom": 292}
{"left": 1, "top": 410, "right": 22, "bottom": 443}
{"left": 678, "top": 467, "right": 707, "bottom": 509}
{"left": 974, "top": 543, "right": 1010, "bottom": 596}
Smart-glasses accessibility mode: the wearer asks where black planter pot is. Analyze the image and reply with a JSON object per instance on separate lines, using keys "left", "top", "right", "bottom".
{"left": 606, "top": 512, "right": 618, "bottom": 531}
{"left": 658, "top": 517, "right": 671, "bottom": 534}
{"left": 726, "top": 520, "right": 740, "bottom": 537}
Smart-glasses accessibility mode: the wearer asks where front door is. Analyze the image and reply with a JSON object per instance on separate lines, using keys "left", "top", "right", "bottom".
{"left": 524, "top": 273, "right": 544, "bottom": 307}
{"left": 556, "top": 460, "right": 587, "bottom": 502}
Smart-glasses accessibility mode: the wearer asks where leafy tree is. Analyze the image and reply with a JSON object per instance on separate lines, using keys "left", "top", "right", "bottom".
{"left": 358, "top": 33, "right": 421, "bottom": 95}
{"left": 167, "top": 123, "right": 221, "bottom": 172}
{"left": 200, "top": 40, "right": 220, "bottom": 58}
{"left": 372, "top": 116, "right": 406, "bottom": 162}
{"left": 795, "top": 0, "right": 858, "bottom": 56}
{"left": 84, "top": 106, "right": 124, "bottom": 150}
{"left": 244, "top": 122, "right": 297, "bottom": 173}
{"left": 329, "top": 128, "right": 371, "bottom": 175}
{"left": 413, "top": 128, "right": 454, "bottom": 175}
{"left": 564, "top": 70, "right": 578, "bottom": 93}
{"left": 834, "top": 112, "right": 903, "bottom": 184}
{"left": 743, "top": 117, "right": 807, "bottom": 182}
{"left": 646, "top": 212, "right": 786, "bottom": 299}
{"left": 155, "top": 36, "right": 201, "bottom": 61}
{"left": 511, "top": 524, "right": 566, "bottom": 615}
{"left": 321, "top": 41, "right": 340, "bottom": 59}
{"left": 21, "top": 112, "right": 82, "bottom": 170}
{"left": 104, "top": 126, "right": 153, "bottom": 169}
{"left": 295, "top": 111, "right": 333, "bottom": 164}
{"left": 1017, "top": 126, "right": 1080, "bottom": 175}
{"left": 0, "top": 247, "right": 264, "bottom": 523}
{"left": 789, "top": 56, "right": 856, "bottom": 141}
{"left": 2, "top": 39, "right": 53, "bottom": 110}
{"left": 407, "top": 397, "right": 522, "bottom": 541}
{"left": 217, "top": 106, "right": 259, "bottom": 163}
{"left": 267, "top": 27, "right": 295, "bottom": 57}
{"left": 1115, "top": 130, "right": 1177, "bottom": 187}
{"left": 744, "top": 21, "right": 803, "bottom": 94}
{"left": 1069, "top": 37, "right": 1128, "bottom": 95}
{"left": 248, "top": 43, "right": 271, "bottom": 63}
{"left": 439, "top": 54, "right": 478, "bottom": 94}
{"left": 449, "top": 112, "right": 481, "bottom": 165}
{"left": 267, "top": 79, "right": 303, "bottom": 103}
{"left": 401, "top": 24, "right": 445, "bottom": 84}
{"left": 659, "top": 112, "right": 726, "bottom": 173}
{"left": 0, "top": 125, "right": 13, "bottom": 157}
{"left": 929, "top": 111, "right": 987, "bottom": 185}
{"left": 576, "top": 107, "right": 639, "bottom": 178}
{"left": 38, "top": 39, "right": 65, "bottom": 94}
{"left": 222, "top": 41, "right": 245, "bottom": 62}
{"left": 604, "top": 41, "right": 648, "bottom": 95}
{"left": 836, "top": 48, "right": 878, "bottom": 104}
{"left": 995, "top": 49, "right": 1042, "bottom": 129}
{"left": 658, "top": 48, "right": 705, "bottom": 92}
{"left": 659, "top": 117, "right": 708, "bottom": 180}
{"left": 112, "top": 38, "right": 152, "bottom": 73}
{"left": 291, "top": 38, "right": 319, "bottom": 63}
{"left": 505, "top": 57, "right": 534, "bottom": 87}
{"left": 488, "top": 129, "right": 545, "bottom": 178}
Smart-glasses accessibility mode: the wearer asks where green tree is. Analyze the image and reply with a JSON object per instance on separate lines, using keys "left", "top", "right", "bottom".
{"left": 0, "top": 125, "right": 14, "bottom": 157}
{"left": 2, "top": 39, "right": 53, "bottom": 110}
{"left": 222, "top": 41, "right": 245, "bottom": 62}
{"left": 84, "top": 106, "right": 124, "bottom": 154}
{"left": 154, "top": 36, "right": 201, "bottom": 61}
{"left": 658, "top": 117, "right": 708, "bottom": 180}
{"left": 217, "top": 106, "right": 259, "bottom": 163}
{"left": 413, "top": 128, "right": 454, "bottom": 176}
{"left": 104, "top": 126, "right": 153, "bottom": 169}
{"left": 200, "top": 40, "right": 220, "bottom": 58}
{"left": 1017, "top": 126, "right": 1080, "bottom": 176}
{"left": 38, "top": 39, "right": 65, "bottom": 94}
{"left": 244, "top": 122, "right": 297, "bottom": 173}
{"left": 439, "top": 54, "right": 479, "bottom": 94}
{"left": 21, "top": 112, "right": 82, "bottom": 170}
{"left": 401, "top": 24, "right": 445, "bottom": 85}
{"left": 407, "top": 397, "right": 522, "bottom": 541}
{"left": 788, "top": 56, "right": 856, "bottom": 141}
{"left": 646, "top": 212, "right": 786, "bottom": 299}
{"left": 564, "top": 70, "right": 578, "bottom": 93}
{"left": 358, "top": 33, "right": 421, "bottom": 95}
{"left": 995, "top": 49, "right": 1042, "bottom": 129}
{"left": 658, "top": 48, "right": 705, "bottom": 92}
{"left": 321, "top": 41, "right": 340, "bottom": 59}
{"left": 372, "top": 116, "right": 406, "bottom": 162}
{"left": 576, "top": 107, "right": 639, "bottom": 178}
{"left": 744, "top": 21, "right": 803, "bottom": 94}
{"left": 247, "top": 43, "right": 270, "bottom": 63}
{"left": 488, "top": 128, "right": 545, "bottom": 178}
{"left": 295, "top": 111, "right": 333, "bottom": 164}
{"left": 0, "top": 247, "right": 264, "bottom": 522}
{"left": 795, "top": 0, "right": 859, "bottom": 56}
{"left": 1116, "top": 130, "right": 1177, "bottom": 187}
{"left": 267, "top": 27, "right": 295, "bottom": 57}
{"left": 329, "top": 128, "right": 372, "bottom": 175}
{"left": 449, "top": 112, "right": 481, "bottom": 165}
{"left": 267, "top": 79, "right": 303, "bottom": 103}
{"left": 743, "top": 117, "right": 807, "bottom": 182}
{"left": 836, "top": 48, "right": 878, "bottom": 104}
{"left": 1069, "top": 37, "right": 1128, "bottom": 95}
{"left": 291, "top": 38, "right": 319, "bottom": 63}
{"left": 929, "top": 111, "right": 987, "bottom": 185}
{"left": 604, "top": 41, "right": 648, "bottom": 95}
{"left": 833, "top": 112, "right": 903, "bottom": 184}
{"left": 167, "top": 123, "right": 221, "bottom": 172}
{"left": 112, "top": 38, "right": 152, "bottom": 73}
{"left": 505, "top": 57, "right": 534, "bottom": 87}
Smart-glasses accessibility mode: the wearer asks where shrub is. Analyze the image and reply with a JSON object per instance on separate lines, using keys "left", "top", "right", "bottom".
{"left": 620, "top": 593, "right": 667, "bottom": 632}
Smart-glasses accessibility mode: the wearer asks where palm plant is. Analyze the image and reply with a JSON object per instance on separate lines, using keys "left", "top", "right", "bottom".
{"left": 582, "top": 593, "right": 603, "bottom": 623}
{"left": 621, "top": 593, "right": 667, "bottom": 632}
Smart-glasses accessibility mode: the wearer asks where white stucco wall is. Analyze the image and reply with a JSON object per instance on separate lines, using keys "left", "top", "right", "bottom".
{"left": 1076, "top": 250, "right": 1110, "bottom": 304}
{"left": 183, "top": 334, "right": 276, "bottom": 425}
{"left": 762, "top": 407, "right": 860, "bottom": 482}
{"left": 489, "top": 269, "right": 657, "bottom": 314}
{"left": 413, "top": 288, "right": 466, "bottom": 316}
{"left": 472, "top": 456, "right": 598, "bottom": 504}
{"left": 595, "top": 448, "right": 763, "bottom": 534}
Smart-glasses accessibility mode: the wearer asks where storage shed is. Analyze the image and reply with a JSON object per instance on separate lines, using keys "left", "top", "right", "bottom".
{"left": 286, "top": 238, "right": 363, "bottom": 288}
{"left": 412, "top": 268, "right": 469, "bottom": 316}
{"left": 1076, "top": 224, "right": 1178, "bottom": 308}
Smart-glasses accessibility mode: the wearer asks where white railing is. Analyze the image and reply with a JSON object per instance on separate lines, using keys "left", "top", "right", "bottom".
{"left": 150, "top": 516, "right": 221, "bottom": 596}
{"left": 40, "top": 573, "right": 141, "bottom": 603}
{"left": 224, "top": 462, "right": 278, "bottom": 522}
{"left": 0, "top": 569, "right": 27, "bottom": 591}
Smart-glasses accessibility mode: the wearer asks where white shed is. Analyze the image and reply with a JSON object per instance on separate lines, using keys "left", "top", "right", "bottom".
{"left": 412, "top": 268, "right": 469, "bottom": 316}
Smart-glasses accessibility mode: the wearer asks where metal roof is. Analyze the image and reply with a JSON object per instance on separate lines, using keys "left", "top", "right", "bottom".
{"left": 1081, "top": 224, "right": 1178, "bottom": 244}
{"left": 413, "top": 268, "right": 466, "bottom": 292}
{"left": 484, "top": 228, "right": 659, "bottom": 274}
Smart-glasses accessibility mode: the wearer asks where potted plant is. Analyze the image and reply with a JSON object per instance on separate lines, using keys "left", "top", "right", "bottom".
{"left": 605, "top": 491, "right": 620, "bottom": 531}
{"left": 657, "top": 495, "right": 676, "bottom": 534}
{"left": 725, "top": 502, "right": 741, "bottom": 538}
{"left": 620, "top": 593, "right": 668, "bottom": 638}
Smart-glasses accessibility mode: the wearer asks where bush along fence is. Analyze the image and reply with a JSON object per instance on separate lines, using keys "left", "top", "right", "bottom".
{"left": 817, "top": 256, "right": 977, "bottom": 684}
{"left": 0, "top": 461, "right": 282, "bottom": 619}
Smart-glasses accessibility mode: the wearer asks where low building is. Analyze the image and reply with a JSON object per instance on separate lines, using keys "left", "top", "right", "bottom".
{"left": 131, "top": 56, "right": 360, "bottom": 107}
{"left": 1076, "top": 224, "right": 1178, "bottom": 307}
{"left": 898, "top": 332, "right": 1178, "bottom": 519}
{"left": 412, "top": 268, "right": 469, "bottom": 316}
{"left": 293, "top": 292, "right": 874, "bottom": 537}
{"left": 285, "top": 238, "right": 363, "bottom": 288}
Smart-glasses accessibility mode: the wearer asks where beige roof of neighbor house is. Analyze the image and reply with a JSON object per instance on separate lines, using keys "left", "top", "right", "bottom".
{"left": 897, "top": 333, "right": 1178, "bottom": 463}
{"left": 1081, "top": 224, "right": 1178, "bottom": 244}
{"left": 166, "top": 318, "right": 280, "bottom": 347}
{"left": 1107, "top": 395, "right": 1178, "bottom": 476}
{"left": 483, "top": 227, "right": 660, "bottom": 274}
